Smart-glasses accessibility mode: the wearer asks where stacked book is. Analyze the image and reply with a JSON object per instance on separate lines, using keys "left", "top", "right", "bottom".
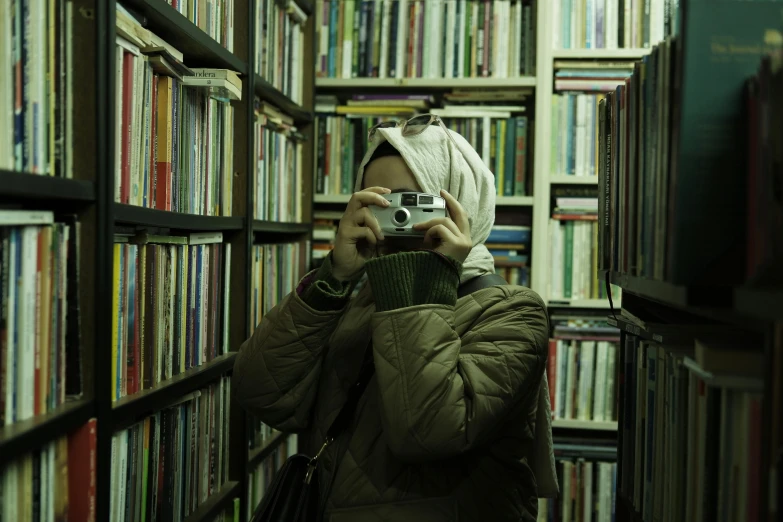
{"left": 256, "top": 0, "right": 309, "bottom": 104}
{"left": 111, "top": 232, "right": 231, "bottom": 402}
{"left": 538, "top": 459, "right": 617, "bottom": 521}
{"left": 551, "top": 0, "right": 675, "bottom": 50}
{"left": 548, "top": 312, "right": 619, "bottom": 421}
{"left": 0, "top": 0, "right": 76, "bottom": 175}
{"left": 311, "top": 215, "right": 340, "bottom": 265}
{"left": 251, "top": 242, "right": 310, "bottom": 330}
{"left": 110, "top": 377, "right": 233, "bottom": 522}
{"left": 550, "top": 62, "right": 633, "bottom": 178}
{"left": 165, "top": 0, "right": 235, "bottom": 51}
{"left": 248, "top": 434, "right": 298, "bottom": 516}
{"left": 1, "top": 419, "right": 97, "bottom": 522}
{"left": 115, "top": 6, "right": 238, "bottom": 216}
{"left": 254, "top": 101, "right": 306, "bottom": 222}
{"left": 487, "top": 225, "right": 530, "bottom": 287}
{"left": 548, "top": 187, "right": 606, "bottom": 300}
{"left": 316, "top": 0, "right": 537, "bottom": 79}
{"left": 1, "top": 210, "right": 81, "bottom": 424}
{"left": 596, "top": 1, "right": 778, "bottom": 284}
{"left": 619, "top": 330, "right": 764, "bottom": 522}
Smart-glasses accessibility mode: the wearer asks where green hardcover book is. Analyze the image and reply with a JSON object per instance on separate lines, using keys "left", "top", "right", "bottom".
{"left": 464, "top": 0, "right": 472, "bottom": 77}
{"left": 504, "top": 117, "right": 516, "bottom": 197}
{"left": 514, "top": 116, "right": 528, "bottom": 196}
{"left": 233, "top": 498, "right": 240, "bottom": 522}
{"left": 668, "top": 0, "right": 783, "bottom": 284}
{"left": 564, "top": 221, "right": 574, "bottom": 299}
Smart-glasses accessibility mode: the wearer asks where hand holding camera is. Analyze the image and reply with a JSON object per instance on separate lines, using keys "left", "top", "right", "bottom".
{"left": 331, "top": 188, "right": 472, "bottom": 281}
{"left": 331, "top": 186, "right": 391, "bottom": 281}
{"left": 413, "top": 190, "right": 473, "bottom": 264}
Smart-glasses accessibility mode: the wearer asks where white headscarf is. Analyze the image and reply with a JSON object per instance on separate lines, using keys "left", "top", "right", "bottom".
{"left": 354, "top": 125, "right": 497, "bottom": 284}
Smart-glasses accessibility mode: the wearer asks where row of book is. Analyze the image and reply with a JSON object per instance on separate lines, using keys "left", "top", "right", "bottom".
{"left": 111, "top": 232, "right": 231, "bottom": 402}
{"left": 211, "top": 499, "right": 240, "bottom": 522}
{"left": 1, "top": 212, "right": 80, "bottom": 425}
{"left": 537, "top": 459, "right": 617, "bottom": 522}
{"left": 256, "top": 0, "right": 308, "bottom": 105}
{"left": 618, "top": 327, "right": 764, "bottom": 522}
{"left": 596, "top": 1, "right": 776, "bottom": 285}
{"left": 248, "top": 434, "right": 298, "bottom": 517}
{"left": 254, "top": 102, "right": 306, "bottom": 223}
{"left": 548, "top": 219, "right": 610, "bottom": 301}
{"left": 0, "top": 0, "right": 75, "bottom": 176}
{"left": 251, "top": 242, "right": 310, "bottom": 330}
{"left": 315, "top": 0, "right": 537, "bottom": 79}
{"left": 110, "top": 376, "right": 233, "bottom": 522}
{"left": 0, "top": 418, "right": 96, "bottom": 522}
{"left": 552, "top": 0, "right": 675, "bottom": 50}
{"left": 547, "top": 339, "right": 618, "bottom": 421}
{"left": 115, "top": 9, "right": 238, "bottom": 216}
{"left": 745, "top": 49, "right": 783, "bottom": 283}
{"left": 314, "top": 112, "right": 532, "bottom": 197}
{"left": 164, "top": 0, "right": 235, "bottom": 52}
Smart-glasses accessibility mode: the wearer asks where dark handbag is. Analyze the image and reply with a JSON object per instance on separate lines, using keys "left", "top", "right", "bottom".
{"left": 250, "top": 273, "right": 506, "bottom": 522}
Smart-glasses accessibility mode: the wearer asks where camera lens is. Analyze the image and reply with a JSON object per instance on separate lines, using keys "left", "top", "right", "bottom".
{"left": 393, "top": 209, "right": 408, "bottom": 225}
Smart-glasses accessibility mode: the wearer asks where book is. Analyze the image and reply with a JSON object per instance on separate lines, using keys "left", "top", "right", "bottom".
{"left": 257, "top": 0, "right": 309, "bottom": 105}
{"left": 110, "top": 378, "right": 232, "bottom": 521}
{"left": 316, "top": 0, "right": 537, "bottom": 79}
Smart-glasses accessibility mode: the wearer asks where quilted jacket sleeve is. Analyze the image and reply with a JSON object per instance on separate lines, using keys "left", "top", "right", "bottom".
{"left": 369, "top": 285, "right": 549, "bottom": 460}
{"left": 233, "top": 256, "right": 359, "bottom": 432}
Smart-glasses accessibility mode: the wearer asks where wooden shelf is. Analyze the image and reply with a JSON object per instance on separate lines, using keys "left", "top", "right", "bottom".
{"left": 125, "top": 0, "right": 247, "bottom": 73}
{"left": 183, "top": 481, "right": 240, "bottom": 522}
{"left": 550, "top": 175, "right": 599, "bottom": 185}
{"left": 0, "top": 170, "right": 95, "bottom": 203}
{"left": 600, "top": 270, "right": 733, "bottom": 309}
{"left": 552, "top": 49, "right": 651, "bottom": 59}
{"left": 496, "top": 196, "right": 534, "bottom": 207}
{"left": 548, "top": 298, "right": 617, "bottom": 309}
{"left": 316, "top": 77, "right": 537, "bottom": 88}
{"left": 552, "top": 419, "right": 618, "bottom": 431}
{"left": 0, "top": 399, "right": 94, "bottom": 468}
{"left": 314, "top": 194, "right": 351, "bottom": 204}
{"left": 248, "top": 431, "right": 288, "bottom": 468}
{"left": 111, "top": 353, "right": 236, "bottom": 430}
{"left": 252, "top": 220, "right": 312, "bottom": 236}
{"left": 255, "top": 75, "right": 313, "bottom": 123}
{"left": 114, "top": 204, "right": 244, "bottom": 231}
{"left": 314, "top": 194, "right": 535, "bottom": 207}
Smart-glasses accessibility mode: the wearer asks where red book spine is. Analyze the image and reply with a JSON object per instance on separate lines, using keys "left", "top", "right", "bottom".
{"left": 149, "top": 74, "right": 158, "bottom": 209}
{"left": 482, "top": 1, "right": 490, "bottom": 77}
{"left": 133, "top": 249, "right": 141, "bottom": 395}
{"left": 68, "top": 418, "right": 97, "bottom": 522}
{"left": 547, "top": 339, "right": 557, "bottom": 410}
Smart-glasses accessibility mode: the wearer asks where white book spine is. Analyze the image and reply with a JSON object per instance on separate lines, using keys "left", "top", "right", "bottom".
{"left": 555, "top": 340, "right": 565, "bottom": 417}
{"left": 395, "top": 0, "right": 408, "bottom": 78}
{"left": 222, "top": 243, "right": 231, "bottom": 355}
{"left": 4, "top": 231, "right": 17, "bottom": 424}
{"left": 605, "top": 343, "right": 617, "bottom": 420}
{"left": 584, "top": 461, "right": 593, "bottom": 522}
{"left": 575, "top": 94, "right": 587, "bottom": 176}
{"left": 593, "top": 341, "right": 608, "bottom": 421}
{"left": 20, "top": 227, "right": 37, "bottom": 420}
{"left": 457, "top": 0, "right": 467, "bottom": 78}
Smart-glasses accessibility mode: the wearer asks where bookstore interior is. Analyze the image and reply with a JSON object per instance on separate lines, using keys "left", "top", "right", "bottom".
{"left": 0, "top": 0, "right": 781, "bottom": 521}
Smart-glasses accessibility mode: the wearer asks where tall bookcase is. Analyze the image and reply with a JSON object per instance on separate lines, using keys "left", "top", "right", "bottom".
{"left": 0, "top": 0, "right": 316, "bottom": 521}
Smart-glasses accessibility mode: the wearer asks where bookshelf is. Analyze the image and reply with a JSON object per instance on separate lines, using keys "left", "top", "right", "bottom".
{"left": 550, "top": 175, "right": 599, "bottom": 185}
{"left": 593, "top": 4, "right": 782, "bottom": 519}
{"left": 551, "top": 49, "right": 651, "bottom": 59}
{"left": 316, "top": 77, "right": 538, "bottom": 88}
{"left": 552, "top": 419, "right": 618, "bottom": 431}
{"left": 0, "top": 0, "right": 315, "bottom": 520}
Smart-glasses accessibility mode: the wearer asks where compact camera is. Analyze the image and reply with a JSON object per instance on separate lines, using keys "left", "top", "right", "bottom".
{"left": 371, "top": 192, "right": 448, "bottom": 236}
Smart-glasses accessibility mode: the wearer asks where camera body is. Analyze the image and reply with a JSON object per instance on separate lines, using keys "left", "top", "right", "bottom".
{"left": 371, "top": 192, "right": 448, "bottom": 236}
